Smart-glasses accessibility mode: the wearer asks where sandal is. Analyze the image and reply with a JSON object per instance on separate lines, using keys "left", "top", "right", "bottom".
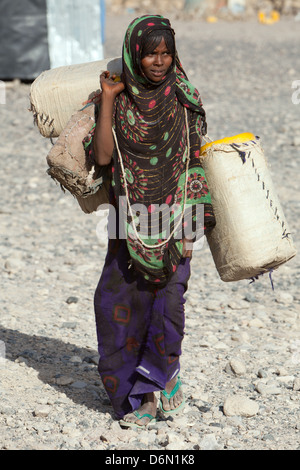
{"left": 159, "top": 375, "right": 186, "bottom": 415}
{"left": 119, "top": 410, "right": 157, "bottom": 429}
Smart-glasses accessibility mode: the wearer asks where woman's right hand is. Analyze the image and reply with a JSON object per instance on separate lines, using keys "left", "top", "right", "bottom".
{"left": 93, "top": 71, "right": 124, "bottom": 166}
{"left": 100, "top": 71, "right": 125, "bottom": 98}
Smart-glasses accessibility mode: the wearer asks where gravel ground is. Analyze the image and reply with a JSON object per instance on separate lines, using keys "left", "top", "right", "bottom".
{"left": 0, "top": 13, "right": 300, "bottom": 451}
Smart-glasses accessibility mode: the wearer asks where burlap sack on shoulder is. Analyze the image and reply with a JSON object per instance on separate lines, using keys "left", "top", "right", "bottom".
{"left": 30, "top": 57, "right": 122, "bottom": 138}
{"left": 46, "top": 104, "right": 110, "bottom": 214}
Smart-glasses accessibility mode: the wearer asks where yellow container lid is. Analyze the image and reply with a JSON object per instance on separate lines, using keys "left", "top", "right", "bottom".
{"left": 201, "top": 132, "right": 256, "bottom": 155}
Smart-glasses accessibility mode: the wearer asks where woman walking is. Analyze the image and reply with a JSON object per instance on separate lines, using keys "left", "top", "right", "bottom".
{"left": 86, "top": 15, "right": 215, "bottom": 428}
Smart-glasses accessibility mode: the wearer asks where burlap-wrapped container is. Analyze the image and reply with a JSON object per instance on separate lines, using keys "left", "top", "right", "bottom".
{"left": 200, "top": 133, "right": 297, "bottom": 282}
{"left": 46, "top": 104, "right": 110, "bottom": 214}
{"left": 30, "top": 57, "right": 122, "bottom": 138}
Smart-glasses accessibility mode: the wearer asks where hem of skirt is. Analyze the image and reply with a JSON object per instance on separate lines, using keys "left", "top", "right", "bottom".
{"left": 126, "top": 361, "right": 181, "bottom": 415}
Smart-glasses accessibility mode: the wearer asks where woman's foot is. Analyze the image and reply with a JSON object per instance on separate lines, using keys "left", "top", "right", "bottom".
{"left": 120, "top": 392, "right": 157, "bottom": 428}
{"left": 159, "top": 375, "right": 185, "bottom": 414}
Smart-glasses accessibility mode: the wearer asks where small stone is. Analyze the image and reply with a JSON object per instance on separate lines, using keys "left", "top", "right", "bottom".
{"left": 167, "top": 431, "right": 182, "bottom": 445}
{"left": 69, "top": 356, "right": 82, "bottom": 364}
{"left": 292, "top": 136, "right": 300, "bottom": 146}
{"left": 71, "top": 381, "right": 87, "bottom": 389}
{"left": 223, "top": 396, "right": 259, "bottom": 418}
{"left": 275, "top": 366, "right": 289, "bottom": 377}
{"left": 57, "top": 272, "right": 78, "bottom": 283}
{"left": 4, "top": 258, "right": 25, "bottom": 273}
{"left": 199, "top": 434, "right": 221, "bottom": 450}
{"left": 199, "top": 405, "right": 211, "bottom": 413}
{"left": 275, "top": 292, "right": 294, "bottom": 304}
{"left": 214, "top": 341, "right": 229, "bottom": 350}
{"left": 293, "top": 378, "right": 300, "bottom": 391}
{"left": 228, "top": 301, "right": 249, "bottom": 310}
{"left": 166, "top": 442, "right": 187, "bottom": 451}
{"left": 277, "top": 375, "right": 295, "bottom": 384}
{"left": 61, "top": 423, "right": 80, "bottom": 437}
{"left": 156, "top": 431, "right": 168, "bottom": 447}
{"left": 255, "top": 382, "right": 281, "bottom": 396}
{"left": 231, "top": 331, "right": 250, "bottom": 343}
{"left": 204, "top": 300, "right": 223, "bottom": 311}
{"left": 262, "top": 433, "right": 275, "bottom": 441}
{"left": 33, "top": 406, "right": 51, "bottom": 418}
{"left": 227, "top": 358, "right": 247, "bottom": 376}
{"left": 66, "top": 296, "right": 79, "bottom": 304}
{"left": 83, "top": 355, "right": 99, "bottom": 365}
{"left": 248, "top": 318, "right": 266, "bottom": 328}
{"left": 61, "top": 322, "right": 78, "bottom": 330}
{"left": 244, "top": 293, "right": 258, "bottom": 303}
{"left": 257, "top": 369, "right": 268, "bottom": 378}
{"left": 15, "top": 356, "right": 28, "bottom": 366}
{"left": 56, "top": 376, "right": 74, "bottom": 386}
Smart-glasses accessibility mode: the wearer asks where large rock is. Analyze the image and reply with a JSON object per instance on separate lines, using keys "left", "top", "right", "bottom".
{"left": 223, "top": 396, "right": 259, "bottom": 418}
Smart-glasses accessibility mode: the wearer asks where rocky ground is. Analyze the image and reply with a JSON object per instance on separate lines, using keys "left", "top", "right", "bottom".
{"left": 107, "top": 0, "right": 300, "bottom": 19}
{"left": 0, "top": 13, "right": 300, "bottom": 451}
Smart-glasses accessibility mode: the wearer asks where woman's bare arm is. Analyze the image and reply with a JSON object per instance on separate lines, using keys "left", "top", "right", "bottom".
{"left": 93, "top": 71, "right": 125, "bottom": 166}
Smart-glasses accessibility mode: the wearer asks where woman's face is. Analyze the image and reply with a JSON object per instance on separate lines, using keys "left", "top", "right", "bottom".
{"left": 141, "top": 38, "right": 173, "bottom": 83}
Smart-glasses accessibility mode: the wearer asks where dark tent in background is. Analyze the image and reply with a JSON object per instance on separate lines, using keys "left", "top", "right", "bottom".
{"left": 0, "top": 0, "right": 106, "bottom": 81}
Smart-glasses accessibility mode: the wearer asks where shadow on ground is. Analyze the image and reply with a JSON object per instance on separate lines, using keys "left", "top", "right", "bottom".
{"left": 0, "top": 326, "right": 113, "bottom": 416}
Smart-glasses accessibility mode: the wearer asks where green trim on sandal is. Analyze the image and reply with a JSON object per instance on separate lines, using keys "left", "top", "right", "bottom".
{"left": 119, "top": 410, "right": 157, "bottom": 429}
{"left": 159, "top": 375, "right": 186, "bottom": 415}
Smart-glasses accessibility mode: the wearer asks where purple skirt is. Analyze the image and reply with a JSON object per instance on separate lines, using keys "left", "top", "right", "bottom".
{"left": 94, "top": 238, "right": 191, "bottom": 419}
